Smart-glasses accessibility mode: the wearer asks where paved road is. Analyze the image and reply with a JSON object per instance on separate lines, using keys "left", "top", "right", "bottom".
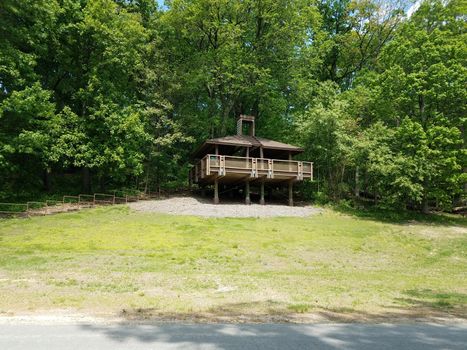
{"left": 0, "top": 323, "right": 466, "bottom": 349}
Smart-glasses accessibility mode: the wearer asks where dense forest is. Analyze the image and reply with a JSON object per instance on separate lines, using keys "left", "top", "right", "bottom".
{"left": 0, "top": 0, "right": 465, "bottom": 212}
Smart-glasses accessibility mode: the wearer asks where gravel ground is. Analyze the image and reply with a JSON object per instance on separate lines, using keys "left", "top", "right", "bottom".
{"left": 129, "top": 196, "right": 321, "bottom": 218}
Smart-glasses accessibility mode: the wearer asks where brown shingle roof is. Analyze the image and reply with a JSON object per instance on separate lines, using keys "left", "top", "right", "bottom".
{"left": 192, "top": 135, "right": 303, "bottom": 158}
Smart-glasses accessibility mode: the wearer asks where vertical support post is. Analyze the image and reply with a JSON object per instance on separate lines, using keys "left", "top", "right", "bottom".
{"left": 268, "top": 159, "right": 274, "bottom": 178}
{"left": 288, "top": 151, "right": 292, "bottom": 172}
{"left": 219, "top": 155, "right": 225, "bottom": 176}
{"left": 251, "top": 158, "right": 257, "bottom": 177}
{"left": 245, "top": 181, "right": 251, "bottom": 205}
{"left": 206, "top": 155, "right": 210, "bottom": 176}
{"left": 288, "top": 180, "right": 293, "bottom": 206}
{"left": 259, "top": 147, "right": 264, "bottom": 173}
{"left": 214, "top": 177, "right": 219, "bottom": 204}
{"left": 260, "top": 179, "right": 265, "bottom": 205}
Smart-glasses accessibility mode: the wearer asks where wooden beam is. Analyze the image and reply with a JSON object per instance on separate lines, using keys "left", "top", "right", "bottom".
{"left": 245, "top": 180, "right": 251, "bottom": 205}
{"left": 288, "top": 151, "right": 292, "bottom": 172}
{"left": 214, "top": 177, "right": 219, "bottom": 204}
{"left": 260, "top": 179, "right": 265, "bottom": 205}
{"left": 288, "top": 180, "right": 293, "bottom": 206}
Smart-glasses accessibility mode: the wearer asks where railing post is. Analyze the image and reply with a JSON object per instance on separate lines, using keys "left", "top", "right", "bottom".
{"left": 201, "top": 157, "right": 205, "bottom": 178}
{"left": 206, "top": 155, "right": 210, "bottom": 176}
{"left": 297, "top": 161, "right": 303, "bottom": 180}
{"left": 251, "top": 158, "right": 257, "bottom": 178}
{"left": 219, "top": 155, "right": 225, "bottom": 176}
{"left": 268, "top": 159, "right": 274, "bottom": 179}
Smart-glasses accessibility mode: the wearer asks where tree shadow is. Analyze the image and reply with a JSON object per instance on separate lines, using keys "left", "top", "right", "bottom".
{"left": 113, "top": 288, "right": 466, "bottom": 324}
{"left": 75, "top": 289, "right": 467, "bottom": 348}
{"left": 332, "top": 204, "right": 467, "bottom": 227}
{"left": 394, "top": 289, "right": 467, "bottom": 316}
{"left": 77, "top": 318, "right": 467, "bottom": 350}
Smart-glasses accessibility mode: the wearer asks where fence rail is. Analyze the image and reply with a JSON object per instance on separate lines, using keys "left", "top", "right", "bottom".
{"left": 0, "top": 191, "right": 156, "bottom": 219}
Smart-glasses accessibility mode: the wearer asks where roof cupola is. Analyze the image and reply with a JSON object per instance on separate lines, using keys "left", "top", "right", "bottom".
{"left": 237, "top": 115, "right": 255, "bottom": 136}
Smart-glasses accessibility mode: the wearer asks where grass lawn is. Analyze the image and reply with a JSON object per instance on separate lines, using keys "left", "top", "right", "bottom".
{"left": 0, "top": 205, "right": 466, "bottom": 322}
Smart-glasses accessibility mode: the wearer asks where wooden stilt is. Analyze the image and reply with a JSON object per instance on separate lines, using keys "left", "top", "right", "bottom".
{"left": 245, "top": 181, "right": 251, "bottom": 205}
{"left": 260, "top": 179, "right": 265, "bottom": 205}
{"left": 214, "top": 178, "right": 219, "bottom": 204}
{"left": 288, "top": 180, "right": 293, "bottom": 206}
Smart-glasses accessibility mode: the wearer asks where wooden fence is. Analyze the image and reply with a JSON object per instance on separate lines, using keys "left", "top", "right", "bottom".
{"left": 0, "top": 191, "right": 159, "bottom": 218}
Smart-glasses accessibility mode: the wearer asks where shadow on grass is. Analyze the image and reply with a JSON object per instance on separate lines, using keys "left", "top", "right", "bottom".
{"left": 114, "top": 289, "right": 466, "bottom": 324}
{"left": 332, "top": 204, "right": 467, "bottom": 227}
{"left": 73, "top": 289, "right": 467, "bottom": 348}
{"left": 76, "top": 296, "right": 467, "bottom": 349}
{"left": 395, "top": 289, "right": 467, "bottom": 314}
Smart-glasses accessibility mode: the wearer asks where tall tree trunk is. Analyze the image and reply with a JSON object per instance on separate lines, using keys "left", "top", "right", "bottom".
{"left": 43, "top": 167, "right": 52, "bottom": 192}
{"left": 422, "top": 196, "right": 429, "bottom": 214}
{"left": 355, "top": 166, "right": 360, "bottom": 198}
{"left": 421, "top": 179, "right": 429, "bottom": 214}
{"left": 220, "top": 100, "right": 233, "bottom": 136}
{"left": 82, "top": 167, "right": 91, "bottom": 193}
{"left": 144, "top": 169, "right": 150, "bottom": 195}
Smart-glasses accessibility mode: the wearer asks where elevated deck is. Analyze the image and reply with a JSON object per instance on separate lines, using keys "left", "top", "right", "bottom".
{"left": 190, "top": 154, "right": 313, "bottom": 184}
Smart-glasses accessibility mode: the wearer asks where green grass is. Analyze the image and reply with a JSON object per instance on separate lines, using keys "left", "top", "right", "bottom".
{"left": 0, "top": 205, "right": 465, "bottom": 321}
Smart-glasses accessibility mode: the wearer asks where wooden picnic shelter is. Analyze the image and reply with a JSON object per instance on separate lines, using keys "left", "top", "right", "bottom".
{"left": 189, "top": 115, "right": 313, "bottom": 205}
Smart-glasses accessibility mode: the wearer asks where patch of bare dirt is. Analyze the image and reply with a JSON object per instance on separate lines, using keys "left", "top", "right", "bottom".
{"left": 129, "top": 196, "right": 321, "bottom": 218}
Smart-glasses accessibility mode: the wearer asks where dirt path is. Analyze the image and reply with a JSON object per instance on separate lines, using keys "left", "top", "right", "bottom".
{"left": 129, "top": 196, "right": 321, "bottom": 218}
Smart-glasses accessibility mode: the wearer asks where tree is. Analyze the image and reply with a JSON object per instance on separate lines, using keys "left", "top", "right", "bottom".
{"left": 0, "top": 83, "right": 58, "bottom": 194}
{"left": 295, "top": 81, "right": 358, "bottom": 199}
{"left": 316, "top": 0, "right": 406, "bottom": 88}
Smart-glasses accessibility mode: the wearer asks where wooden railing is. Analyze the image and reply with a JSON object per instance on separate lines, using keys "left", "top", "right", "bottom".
{"left": 191, "top": 154, "right": 313, "bottom": 182}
